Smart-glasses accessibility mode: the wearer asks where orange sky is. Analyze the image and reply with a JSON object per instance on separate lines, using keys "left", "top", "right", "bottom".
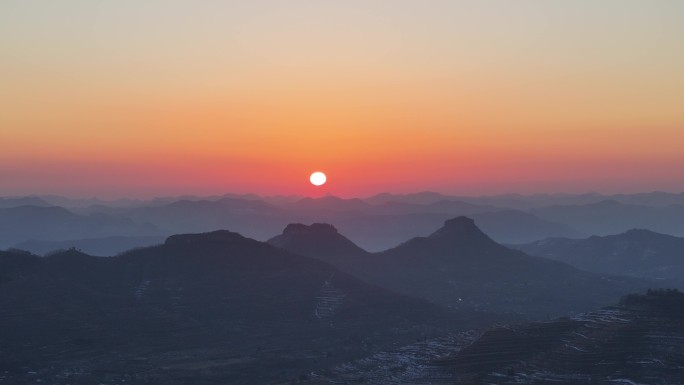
{"left": 1, "top": 1, "right": 683, "bottom": 198}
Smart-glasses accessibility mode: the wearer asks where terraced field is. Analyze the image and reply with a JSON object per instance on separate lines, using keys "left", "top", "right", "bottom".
{"left": 306, "top": 299, "right": 684, "bottom": 385}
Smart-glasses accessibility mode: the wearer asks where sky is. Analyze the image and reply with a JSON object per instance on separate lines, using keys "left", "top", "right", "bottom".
{"left": 1, "top": 0, "right": 683, "bottom": 198}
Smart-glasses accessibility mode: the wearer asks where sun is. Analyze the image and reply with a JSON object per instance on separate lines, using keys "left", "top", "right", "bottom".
{"left": 310, "top": 171, "right": 327, "bottom": 186}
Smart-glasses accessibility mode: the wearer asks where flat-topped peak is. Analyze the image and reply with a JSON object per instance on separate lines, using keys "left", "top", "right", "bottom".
{"left": 443, "top": 216, "right": 476, "bottom": 229}
{"left": 428, "top": 216, "right": 488, "bottom": 240}
{"left": 282, "top": 223, "right": 339, "bottom": 236}
{"left": 164, "top": 230, "right": 247, "bottom": 246}
{"left": 268, "top": 223, "right": 368, "bottom": 259}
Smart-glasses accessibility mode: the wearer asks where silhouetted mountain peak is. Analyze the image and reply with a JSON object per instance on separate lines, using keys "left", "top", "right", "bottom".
{"left": 283, "top": 222, "right": 338, "bottom": 236}
{"left": 591, "top": 199, "right": 625, "bottom": 207}
{"left": 46, "top": 248, "right": 92, "bottom": 259}
{"left": 605, "top": 228, "right": 677, "bottom": 244}
{"left": 443, "top": 216, "right": 476, "bottom": 228}
{"left": 268, "top": 223, "right": 368, "bottom": 260}
{"left": 165, "top": 229, "right": 249, "bottom": 246}
{"left": 623, "top": 228, "right": 658, "bottom": 236}
{"left": 428, "top": 216, "right": 490, "bottom": 242}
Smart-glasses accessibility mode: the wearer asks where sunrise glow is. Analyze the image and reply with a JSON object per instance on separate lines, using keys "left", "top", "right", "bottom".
{"left": 1, "top": 1, "right": 683, "bottom": 198}
{"left": 310, "top": 172, "right": 327, "bottom": 187}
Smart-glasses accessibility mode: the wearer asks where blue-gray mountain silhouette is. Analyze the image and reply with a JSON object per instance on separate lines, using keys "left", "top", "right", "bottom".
{"left": 514, "top": 229, "right": 684, "bottom": 287}
{"left": 270, "top": 217, "right": 652, "bottom": 318}
{"left": 0, "top": 230, "right": 497, "bottom": 384}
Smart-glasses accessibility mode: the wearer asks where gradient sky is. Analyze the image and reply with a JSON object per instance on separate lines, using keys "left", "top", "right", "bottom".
{"left": 2, "top": 1, "right": 683, "bottom": 198}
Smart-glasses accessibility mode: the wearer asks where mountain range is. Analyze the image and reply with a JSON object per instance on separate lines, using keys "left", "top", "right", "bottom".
{"left": 0, "top": 205, "right": 160, "bottom": 249}
{"left": 0, "top": 230, "right": 501, "bottom": 385}
{"left": 5, "top": 191, "right": 684, "bottom": 254}
{"left": 13, "top": 235, "right": 167, "bottom": 256}
{"left": 530, "top": 199, "right": 684, "bottom": 236}
{"left": 513, "top": 228, "right": 684, "bottom": 287}
{"left": 2, "top": 201, "right": 681, "bottom": 384}
{"left": 268, "top": 217, "right": 651, "bottom": 318}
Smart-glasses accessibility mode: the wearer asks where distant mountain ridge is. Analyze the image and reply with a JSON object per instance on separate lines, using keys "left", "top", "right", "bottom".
{"left": 0, "top": 196, "right": 52, "bottom": 208}
{"left": 513, "top": 228, "right": 684, "bottom": 287}
{"left": 364, "top": 190, "right": 684, "bottom": 208}
{"left": 4, "top": 190, "right": 684, "bottom": 252}
{"left": 3, "top": 194, "right": 580, "bottom": 251}
{"left": 0, "top": 205, "right": 160, "bottom": 249}
{"left": 531, "top": 200, "right": 684, "bottom": 236}
{"left": 13, "top": 235, "right": 166, "bottom": 256}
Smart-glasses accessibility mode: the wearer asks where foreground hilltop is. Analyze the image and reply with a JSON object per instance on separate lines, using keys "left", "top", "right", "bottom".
{"left": 304, "top": 289, "right": 684, "bottom": 384}
{"left": 0, "top": 230, "right": 497, "bottom": 385}
{"left": 269, "top": 217, "right": 652, "bottom": 318}
{"left": 440, "top": 288, "right": 684, "bottom": 384}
